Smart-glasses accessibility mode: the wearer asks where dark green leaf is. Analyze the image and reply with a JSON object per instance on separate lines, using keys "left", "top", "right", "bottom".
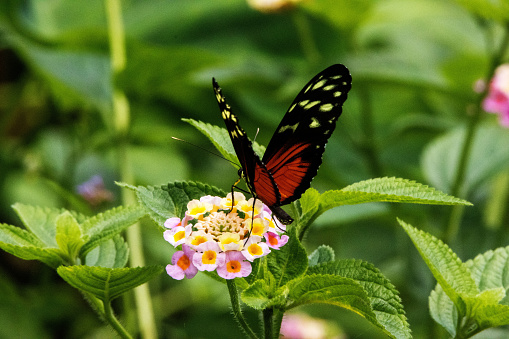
{"left": 267, "top": 226, "right": 307, "bottom": 288}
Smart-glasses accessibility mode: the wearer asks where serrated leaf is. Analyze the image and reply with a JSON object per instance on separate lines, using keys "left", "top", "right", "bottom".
{"left": 286, "top": 274, "right": 392, "bottom": 333}
{"left": 399, "top": 219, "right": 479, "bottom": 310}
{"left": 241, "top": 280, "right": 289, "bottom": 310}
{"left": 316, "top": 177, "right": 471, "bottom": 221}
{"left": 183, "top": 118, "right": 239, "bottom": 165}
{"left": 12, "top": 203, "right": 86, "bottom": 247}
{"left": 267, "top": 227, "right": 307, "bottom": 288}
{"left": 308, "top": 259, "right": 410, "bottom": 339}
{"left": 298, "top": 188, "right": 321, "bottom": 227}
{"left": 85, "top": 235, "right": 129, "bottom": 268}
{"left": 0, "top": 223, "right": 64, "bottom": 268}
{"left": 429, "top": 285, "right": 458, "bottom": 337}
{"left": 121, "top": 181, "right": 225, "bottom": 226}
{"left": 431, "top": 246, "right": 509, "bottom": 335}
{"left": 79, "top": 205, "right": 146, "bottom": 257}
{"left": 184, "top": 118, "right": 266, "bottom": 165}
{"left": 308, "top": 245, "right": 335, "bottom": 266}
{"left": 422, "top": 124, "right": 509, "bottom": 196}
{"left": 55, "top": 212, "right": 85, "bottom": 264}
{"left": 57, "top": 265, "right": 163, "bottom": 302}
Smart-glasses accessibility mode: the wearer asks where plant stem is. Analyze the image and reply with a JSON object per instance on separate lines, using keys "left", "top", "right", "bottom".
{"left": 226, "top": 279, "right": 259, "bottom": 339}
{"left": 262, "top": 307, "right": 274, "bottom": 339}
{"left": 292, "top": 9, "right": 320, "bottom": 65}
{"left": 104, "top": 0, "right": 158, "bottom": 338}
{"left": 104, "top": 298, "right": 134, "bottom": 339}
{"left": 358, "top": 86, "right": 384, "bottom": 178}
{"left": 85, "top": 293, "right": 132, "bottom": 339}
{"left": 445, "top": 21, "right": 509, "bottom": 243}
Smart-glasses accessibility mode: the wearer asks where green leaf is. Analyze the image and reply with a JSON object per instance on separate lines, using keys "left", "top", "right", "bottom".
{"left": 314, "top": 177, "right": 471, "bottom": 222}
{"left": 267, "top": 226, "right": 307, "bottom": 288}
{"left": 12, "top": 203, "right": 86, "bottom": 247}
{"left": 308, "top": 259, "right": 411, "bottom": 339}
{"left": 454, "top": 0, "right": 509, "bottom": 21}
{"left": 121, "top": 181, "right": 225, "bottom": 226}
{"left": 55, "top": 212, "right": 85, "bottom": 264}
{"left": 0, "top": 223, "right": 64, "bottom": 268}
{"left": 431, "top": 246, "right": 509, "bottom": 336}
{"left": 241, "top": 280, "right": 289, "bottom": 310}
{"left": 422, "top": 124, "right": 509, "bottom": 196}
{"left": 298, "top": 188, "right": 321, "bottom": 228}
{"left": 286, "top": 275, "right": 390, "bottom": 334}
{"left": 399, "top": 219, "right": 479, "bottom": 310}
{"left": 185, "top": 118, "right": 266, "bottom": 165}
{"left": 57, "top": 265, "right": 164, "bottom": 302}
{"left": 183, "top": 118, "right": 239, "bottom": 165}
{"left": 79, "top": 205, "right": 146, "bottom": 257}
{"left": 429, "top": 285, "right": 458, "bottom": 337}
{"left": 85, "top": 235, "right": 129, "bottom": 268}
{"left": 308, "top": 245, "right": 335, "bottom": 266}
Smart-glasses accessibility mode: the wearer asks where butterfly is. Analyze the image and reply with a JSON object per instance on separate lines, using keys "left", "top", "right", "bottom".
{"left": 213, "top": 64, "right": 352, "bottom": 225}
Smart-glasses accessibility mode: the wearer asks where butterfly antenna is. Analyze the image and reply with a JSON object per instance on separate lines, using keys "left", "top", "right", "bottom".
{"left": 171, "top": 137, "right": 240, "bottom": 168}
{"left": 253, "top": 128, "right": 260, "bottom": 143}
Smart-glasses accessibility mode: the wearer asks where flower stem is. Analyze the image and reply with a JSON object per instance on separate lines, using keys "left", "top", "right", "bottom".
{"left": 445, "top": 21, "right": 509, "bottom": 243}
{"left": 262, "top": 307, "right": 273, "bottom": 339}
{"left": 85, "top": 292, "right": 132, "bottom": 339}
{"left": 104, "top": 0, "right": 158, "bottom": 338}
{"left": 226, "top": 279, "right": 259, "bottom": 339}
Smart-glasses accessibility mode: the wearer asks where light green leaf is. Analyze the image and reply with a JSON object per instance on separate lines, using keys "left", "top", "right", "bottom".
{"left": 85, "top": 235, "right": 129, "bottom": 268}
{"left": 120, "top": 181, "right": 225, "bottom": 226}
{"left": 422, "top": 124, "right": 509, "bottom": 196}
{"left": 183, "top": 118, "right": 239, "bottom": 165}
{"left": 298, "top": 188, "right": 321, "bottom": 228}
{"left": 0, "top": 223, "right": 64, "bottom": 268}
{"left": 429, "top": 285, "right": 458, "bottom": 337}
{"left": 184, "top": 118, "right": 266, "bottom": 166}
{"left": 12, "top": 203, "right": 86, "bottom": 247}
{"left": 399, "top": 218, "right": 479, "bottom": 311}
{"left": 308, "top": 245, "right": 335, "bottom": 266}
{"left": 57, "top": 265, "right": 164, "bottom": 302}
{"left": 55, "top": 212, "right": 84, "bottom": 264}
{"left": 267, "top": 227, "right": 307, "bottom": 288}
{"left": 241, "top": 280, "right": 289, "bottom": 310}
{"left": 431, "top": 246, "right": 509, "bottom": 335}
{"left": 317, "top": 177, "right": 471, "bottom": 218}
{"left": 454, "top": 0, "right": 509, "bottom": 21}
{"left": 79, "top": 205, "right": 146, "bottom": 257}
{"left": 308, "top": 259, "right": 410, "bottom": 339}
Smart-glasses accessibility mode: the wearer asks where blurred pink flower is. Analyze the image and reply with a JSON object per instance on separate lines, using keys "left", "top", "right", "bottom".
{"left": 247, "top": 0, "right": 303, "bottom": 13}
{"left": 483, "top": 64, "right": 509, "bottom": 127}
{"left": 280, "top": 313, "right": 344, "bottom": 339}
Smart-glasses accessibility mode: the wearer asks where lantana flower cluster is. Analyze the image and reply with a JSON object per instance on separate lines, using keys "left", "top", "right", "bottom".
{"left": 164, "top": 192, "right": 289, "bottom": 280}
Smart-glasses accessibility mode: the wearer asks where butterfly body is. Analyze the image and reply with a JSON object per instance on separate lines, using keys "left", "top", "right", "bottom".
{"left": 214, "top": 64, "right": 352, "bottom": 224}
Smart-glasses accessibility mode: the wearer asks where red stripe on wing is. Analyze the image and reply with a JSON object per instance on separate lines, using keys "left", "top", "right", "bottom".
{"left": 263, "top": 142, "right": 314, "bottom": 204}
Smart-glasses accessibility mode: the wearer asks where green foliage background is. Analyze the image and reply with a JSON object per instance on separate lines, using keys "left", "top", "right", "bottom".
{"left": 0, "top": 0, "right": 508, "bottom": 338}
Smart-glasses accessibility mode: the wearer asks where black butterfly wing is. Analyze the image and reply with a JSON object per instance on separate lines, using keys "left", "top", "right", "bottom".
{"left": 260, "top": 64, "right": 352, "bottom": 205}
{"left": 213, "top": 78, "right": 282, "bottom": 208}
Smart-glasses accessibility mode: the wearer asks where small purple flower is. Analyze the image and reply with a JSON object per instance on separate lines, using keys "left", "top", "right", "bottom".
{"left": 76, "top": 175, "right": 114, "bottom": 206}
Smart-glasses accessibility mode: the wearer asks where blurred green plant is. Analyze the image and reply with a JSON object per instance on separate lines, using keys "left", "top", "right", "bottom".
{"left": 0, "top": 0, "right": 508, "bottom": 337}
